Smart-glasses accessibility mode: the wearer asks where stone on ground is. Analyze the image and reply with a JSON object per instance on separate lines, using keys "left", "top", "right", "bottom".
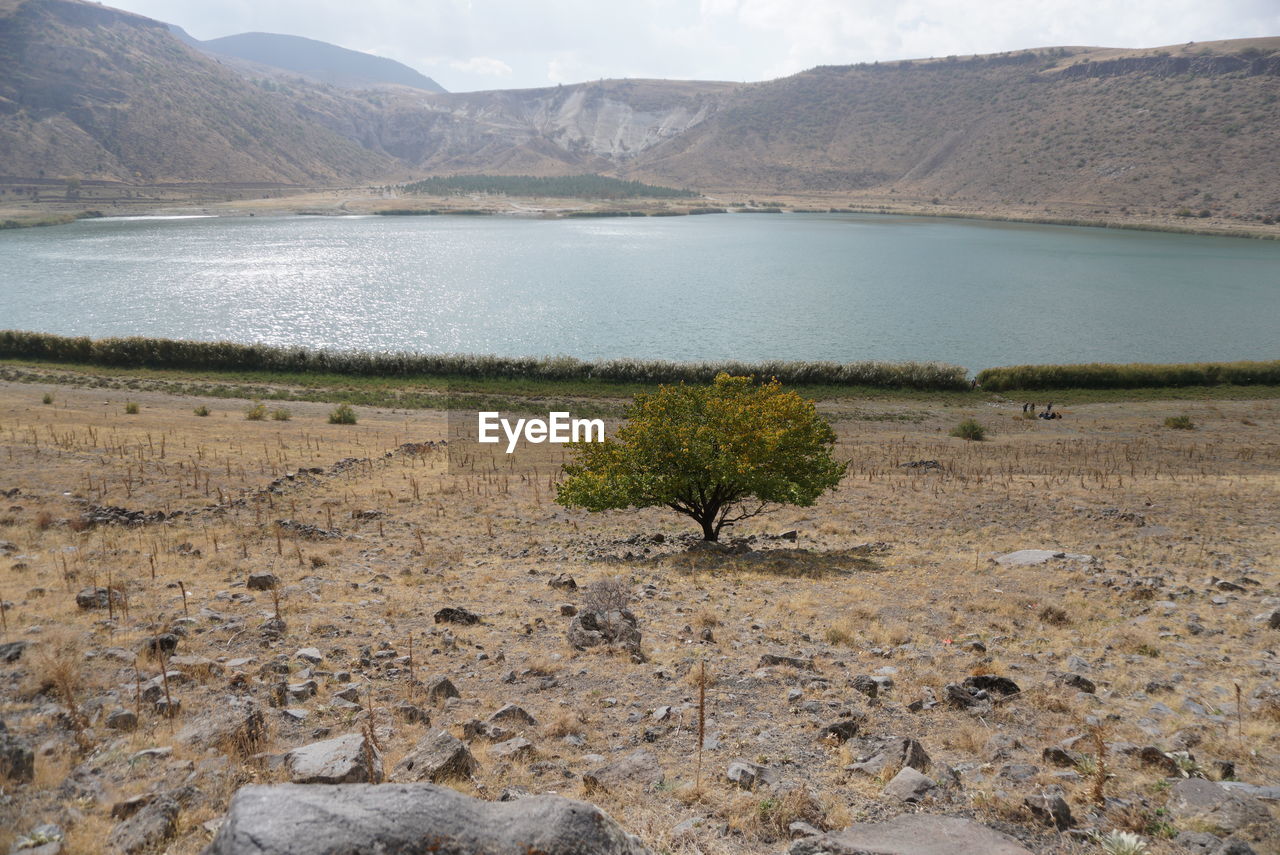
{"left": 204, "top": 783, "right": 652, "bottom": 854}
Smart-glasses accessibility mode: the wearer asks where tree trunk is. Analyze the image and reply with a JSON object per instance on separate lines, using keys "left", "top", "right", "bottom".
{"left": 699, "top": 515, "right": 719, "bottom": 541}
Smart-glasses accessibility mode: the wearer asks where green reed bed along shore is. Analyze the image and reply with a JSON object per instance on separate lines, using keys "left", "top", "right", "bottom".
{"left": 977, "top": 360, "right": 1280, "bottom": 391}
{"left": 0, "top": 331, "right": 970, "bottom": 391}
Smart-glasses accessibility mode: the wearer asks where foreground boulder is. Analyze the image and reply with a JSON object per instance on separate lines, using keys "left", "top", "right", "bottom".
{"left": 789, "top": 815, "right": 1032, "bottom": 855}
{"left": 203, "top": 783, "right": 652, "bottom": 854}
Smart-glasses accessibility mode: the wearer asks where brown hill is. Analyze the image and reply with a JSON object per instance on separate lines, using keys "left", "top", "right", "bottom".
{"left": 628, "top": 41, "right": 1280, "bottom": 217}
{"left": 1, "top": 0, "right": 1278, "bottom": 222}
{"left": 0, "top": 0, "right": 396, "bottom": 184}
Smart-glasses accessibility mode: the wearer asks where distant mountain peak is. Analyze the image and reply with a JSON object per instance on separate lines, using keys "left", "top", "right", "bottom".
{"left": 194, "top": 30, "right": 446, "bottom": 93}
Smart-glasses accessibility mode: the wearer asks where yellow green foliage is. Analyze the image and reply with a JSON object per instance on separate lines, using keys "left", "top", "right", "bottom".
{"left": 556, "top": 374, "right": 846, "bottom": 540}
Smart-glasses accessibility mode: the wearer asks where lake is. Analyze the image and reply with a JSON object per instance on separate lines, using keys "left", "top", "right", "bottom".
{"left": 2, "top": 212, "right": 1278, "bottom": 370}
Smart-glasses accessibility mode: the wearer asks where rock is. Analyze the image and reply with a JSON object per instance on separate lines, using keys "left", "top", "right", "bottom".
{"left": 559, "top": 603, "right": 577, "bottom": 617}
{"left": 177, "top": 696, "right": 264, "bottom": 754}
{"left": 882, "top": 767, "right": 935, "bottom": 802}
{"left": 1215, "top": 841, "right": 1258, "bottom": 855}
{"left": 567, "top": 610, "right": 644, "bottom": 662}
{"left": 1024, "top": 793, "right": 1073, "bottom": 828}
{"left": 725, "top": 760, "right": 776, "bottom": 790}
{"left": 789, "top": 815, "right": 1033, "bottom": 855}
{"left": 994, "top": 549, "right": 1093, "bottom": 567}
{"left": 963, "top": 675, "right": 1020, "bottom": 696}
{"left": 1176, "top": 831, "right": 1226, "bottom": 854}
{"left": 759, "top": 653, "right": 815, "bottom": 670}
{"left": 846, "top": 737, "right": 931, "bottom": 776}
{"left": 167, "top": 655, "right": 223, "bottom": 676}
{"left": 1166, "top": 778, "right": 1273, "bottom": 837}
{"left": 0, "top": 727, "right": 34, "bottom": 782}
{"left": 488, "top": 703, "right": 537, "bottom": 728}
{"left": 294, "top": 647, "right": 323, "bottom": 664}
{"left": 818, "top": 717, "right": 862, "bottom": 743}
{"left": 75, "top": 586, "right": 119, "bottom": 610}
{"left": 944, "top": 683, "right": 984, "bottom": 709}
{"left": 1138, "top": 745, "right": 1180, "bottom": 774}
{"left": 146, "top": 633, "right": 179, "bottom": 655}
{"left": 106, "top": 795, "right": 179, "bottom": 854}
{"left": 1041, "top": 746, "right": 1080, "bottom": 767}
{"left": 391, "top": 731, "right": 477, "bottom": 783}
{"left": 204, "top": 782, "right": 653, "bottom": 855}
{"left": 583, "top": 749, "right": 665, "bottom": 793}
{"left": 434, "top": 607, "right": 480, "bottom": 625}
{"left": 424, "top": 676, "right": 460, "bottom": 704}
{"left": 1058, "top": 673, "right": 1096, "bottom": 693}
{"left": 287, "top": 680, "right": 318, "bottom": 701}
{"left": 0, "top": 640, "right": 28, "bottom": 663}
{"left": 394, "top": 702, "right": 429, "bottom": 724}
{"left": 1219, "top": 782, "right": 1280, "bottom": 802}
{"left": 491, "top": 737, "right": 535, "bottom": 760}
{"left": 284, "top": 733, "right": 383, "bottom": 784}
{"left": 851, "top": 675, "right": 879, "bottom": 698}
{"left": 998, "top": 763, "right": 1039, "bottom": 782}
{"left": 10, "top": 823, "right": 64, "bottom": 855}
{"left": 246, "top": 572, "right": 279, "bottom": 591}
{"left": 106, "top": 709, "right": 139, "bottom": 731}
{"left": 548, "top": 573, "right": 577, "bottom": 590}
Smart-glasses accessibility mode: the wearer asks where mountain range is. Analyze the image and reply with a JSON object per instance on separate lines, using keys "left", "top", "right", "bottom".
{"left": 2, "top": 0, "right": 1278, "bottom": 220}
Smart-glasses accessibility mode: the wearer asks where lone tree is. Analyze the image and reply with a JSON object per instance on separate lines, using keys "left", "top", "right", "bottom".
{"left": 556, "top": 374, "right": 846, "bottom": 541}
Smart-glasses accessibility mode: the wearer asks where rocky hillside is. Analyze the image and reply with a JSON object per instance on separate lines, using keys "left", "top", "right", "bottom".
{"left": 0, "top": 0, "right": 396, "bottom": 184}
{"left": 1, "top": 0, "right": 1278, "bottom": 220}
{"left": 628, "top": 40, "right": 1280, "bottom": 217}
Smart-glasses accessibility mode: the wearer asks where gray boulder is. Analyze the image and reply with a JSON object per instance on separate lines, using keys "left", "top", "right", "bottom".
{"left": 204, "top": 783, "right": 651, "bottom": 854}
{"left": 994, "top": 549, "right": 1093, "bottom": 567}
{"left": 10, "top": 823, "right": 64, "bottom": 855}
{"left": 284, "top": 733, "right": 382, "bottom": 784}
{"left": 488, "top": 703, "right": 537, "bottom": 728}
{"left": 391, "top": 731, "right": 477, "bottom": 783}
{"left": 177, "top": 696, "right": 264, "bottom": 754}
{"left": 725, "top": 759, "right": 777, "bottom": 790}
{"left": 583, "top": 749, "right": 664, "bottom": 794}
{"left": 845, "top": 736, "right": 931, "bottom": 776}
{"left": 0, "top": 640, "right": 28, "bottom": 663}
{"left": 107, "top": 795, "right": 179, "bottom": 854}
{"left": 1167, "top": 778, "right": 1273, "bottom": 837}
{"left": 881, "top": 767, "right": 935, "bottom": 802}
{"left": 424, "top": 676, "right": 461, "bottom": 704}
{"left": 246, "top": 572, "right": 279, "bottom": 591}
{"left": 789, "top": 815, "right": 1033, "bottom": 855}
{"left": 0, "top": 726, "right": 34, "bottom": 782}
{"left": 567, "top": 610, "right": 644, "bottom": 662}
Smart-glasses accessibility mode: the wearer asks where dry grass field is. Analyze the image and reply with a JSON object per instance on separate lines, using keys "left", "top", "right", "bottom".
{"left": 1, "top": 377, "right": 1278, "bottom": 854}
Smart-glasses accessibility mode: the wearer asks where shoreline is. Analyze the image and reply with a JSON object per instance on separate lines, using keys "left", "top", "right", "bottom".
{"left": 3, "top": 184, "right": 1279, "bottom": 240}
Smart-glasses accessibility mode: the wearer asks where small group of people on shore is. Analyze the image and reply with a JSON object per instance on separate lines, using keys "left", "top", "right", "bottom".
{"left": 1022, "top": 401, "right": 1062, "bottom": 419}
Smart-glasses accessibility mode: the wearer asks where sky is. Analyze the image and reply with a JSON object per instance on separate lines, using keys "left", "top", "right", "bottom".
{"left": 108, "top": 0, "right": 1280, "bottom": 92}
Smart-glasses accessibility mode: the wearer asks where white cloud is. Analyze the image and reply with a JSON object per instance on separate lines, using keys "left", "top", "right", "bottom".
{"left": 104, "top": 0, "right": 1280, "bottom": 92}
{"left": 450, "top": 56, "right": 513, "bottom": 76}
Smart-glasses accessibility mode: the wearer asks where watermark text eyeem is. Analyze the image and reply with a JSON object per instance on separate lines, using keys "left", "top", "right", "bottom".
{"left": 477, "top": 411, "right": 604, "bottom": 453}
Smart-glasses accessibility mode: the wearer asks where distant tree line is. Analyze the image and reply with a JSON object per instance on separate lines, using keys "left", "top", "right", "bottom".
{"left": 404, "top": 174, "right": 699, "bottom": 200}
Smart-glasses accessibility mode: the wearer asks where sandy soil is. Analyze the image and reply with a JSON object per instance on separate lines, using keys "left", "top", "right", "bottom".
{"left": 1, "top": 379, "right": 1278, "bottom": 853}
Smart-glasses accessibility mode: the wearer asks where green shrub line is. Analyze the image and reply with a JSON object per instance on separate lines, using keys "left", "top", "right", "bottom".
{"left": 977, "top": 360, "right": 1280, "bottom": 391}
{"left": 0, "top": 331, "right": 967, "bottom": 391}
{"left": 404, "top": 174, "right": 697, "bottom": 200}
{"left": 1, "top": 331, "right": 1276, "bottom": 393}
